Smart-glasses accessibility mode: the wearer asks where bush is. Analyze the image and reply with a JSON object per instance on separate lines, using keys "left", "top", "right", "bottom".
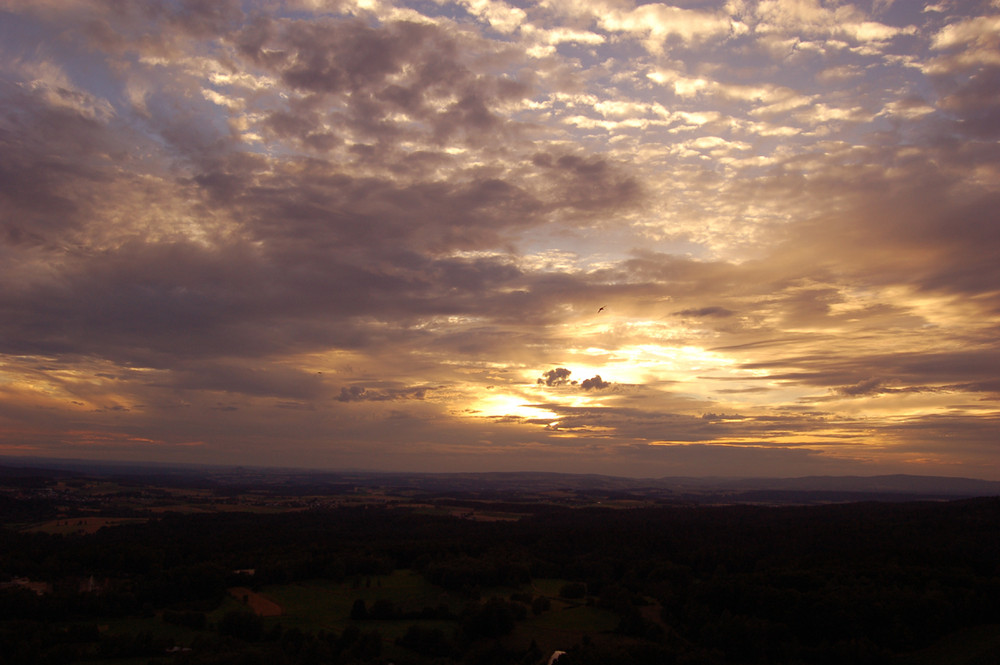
{"left": 461, "top": 597, "right": 526, "bottom": 639}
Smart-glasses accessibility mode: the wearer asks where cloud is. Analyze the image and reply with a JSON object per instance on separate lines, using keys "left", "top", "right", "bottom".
{"left": 580, "top": 375, "right": 610, "bottom": 390}
{"left": 598, "top": 3, "right": 737, "bottom": 53}
{"left": 529, "top": 152, "right": 643, "bottom": 215}
{"left": 453, "top": 0, "right": 527, "bottom": 34}
{"left": 931, "top": 14, "right": 1000, "bottom": 50}
{"left": 754, "top": 0, "right": 912, "bottom": 44}
{"left": 336, "top": 385, "right": 429, "bottom": 402}
{"left": 171, "top": 362, "right": 326, "bottom": 399}
{"left": 674, "top": 307, "right": 736, "bottom": 318}
{"left": 835, "top": 377, "right": 886, "bottom": 396}
{"left": 538, "top": 367, "right": 573, "bottom": 387}
{"left": 233, "top": 15, "right": 534, "bottom": 148}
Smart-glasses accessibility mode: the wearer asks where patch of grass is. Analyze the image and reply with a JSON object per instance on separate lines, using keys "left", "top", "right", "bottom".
{"left": 100, "top": 614, "right": 204, "bottom": 643}
{"left": 258, "top": 569, "right": 465, "bottom": 633}
{"left": 70, "top": 573, "right": 620, "bottom": 663}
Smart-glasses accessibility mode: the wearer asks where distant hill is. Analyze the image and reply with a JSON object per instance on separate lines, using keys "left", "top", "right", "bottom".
{"left": 1, "top": 456, "right": 999, "bottom": 503}
{"left": 653, "top": 474, "right": 1000, "bottom": 497}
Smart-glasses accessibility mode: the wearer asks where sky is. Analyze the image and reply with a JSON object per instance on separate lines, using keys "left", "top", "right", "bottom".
{"left": 1, "top": 0, "right": 999, "bottom": 479}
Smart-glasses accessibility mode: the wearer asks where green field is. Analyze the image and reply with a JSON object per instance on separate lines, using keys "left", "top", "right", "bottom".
{"left": 251, "top": 572, "right": 620, "bottom": 654}
{"left": 24, "top": 517, "right": 149, "bottom": 535}
{"left": 257, "top": 569, "right": 462, "bottom": 631}
{"left": 20, "top": 570, "right": 621, "bottom": 663}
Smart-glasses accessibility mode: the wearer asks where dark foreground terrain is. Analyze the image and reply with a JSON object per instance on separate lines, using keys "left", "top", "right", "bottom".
{"left": 2, "top": 461, "right": 999, "bottom": 664}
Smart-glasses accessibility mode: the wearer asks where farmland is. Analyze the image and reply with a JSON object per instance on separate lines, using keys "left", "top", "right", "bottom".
{"left": 2, "top": 461, "right": 1000, "bottom": 664}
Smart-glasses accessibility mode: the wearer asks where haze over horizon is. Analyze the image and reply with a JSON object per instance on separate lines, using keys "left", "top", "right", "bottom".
{"left": 2, "top": 0, "right": 1000, "bottom": 480}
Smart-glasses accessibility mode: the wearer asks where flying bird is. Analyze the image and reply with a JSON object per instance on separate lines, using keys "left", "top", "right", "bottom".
{"left": 597, "top": 306, "right": 605, "bottom": 313}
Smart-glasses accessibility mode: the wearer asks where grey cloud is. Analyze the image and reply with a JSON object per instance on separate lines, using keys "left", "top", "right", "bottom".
{"left": 64, "top": 0, "right": 246, "bottom": 59}
{"left": 538, "top": 367, "right": 572, "bottom": 386}
{"left": 763, "top": 141, "right": 1000, "bottom": 303}
{"left": 276, "top": 20, "right": 431, "bottom": 95}
{"left": 233, "top": 165, "right": 545, "bottom": 256}
{"left": 580, "top": 375, "right": 610, "bottom": 390}
{"left": 878, "top": 413, "right": 1000, "bottom": 463}
{"left": 336, "top": 385, "right": 429, "bottom": 402}
{"left": 833, "top": 380, "right": 945, "bottom": 398}
{"left": 939, "top": 68, "right": 1000, "bottom": 138}
{"left": 716, "top": 386, "right": 773, "bottom": 394}
{"left": 0, "top": 240, "right": 268, "bottom": 362}
{"left": 536, "top": 402, "right": 845, "bottom": 444}
{"left": 531, "top": 152, "right": 643, "bottom": 214}
{"left": 0, "top": 81, "right": 131, "bottom": 244}
{"left": 0, "top": 195, "right": 543, "bottom": 368}
{"left": 701, "top": 413, "right": 744, "bottom": 422}
{"left": 169, "top": 362, "right": 325, "bottom": 399}
{"left": 622, "top": 252, "right": 746, "bottom": 294}
{"left": 238, "top": 17, "right": 530, "bottom": 146}
{"left": 674, "top": 306, "right": 736, "bottom": 318}
{"left": 618, "top": 442, "right": 871, "bottom": 479}
{"left": 836, "top": 377, "right": 887, "bottom": 396}
{"left": 743, "top": 349, "right": 1000, "bottom": 398}
{"left": 147, "top": 0, "right": 244, "bottom": 38}
{"left": 261, "top": 105, "right": 342, "bottom": 153}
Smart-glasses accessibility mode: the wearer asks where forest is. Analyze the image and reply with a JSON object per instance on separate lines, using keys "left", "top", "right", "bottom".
{"left": 1, "top": 468, "right": 999, "bottom": 665}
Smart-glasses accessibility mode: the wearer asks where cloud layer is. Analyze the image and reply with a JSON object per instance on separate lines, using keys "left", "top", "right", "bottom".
{"left": 1, "top": 0, "right": 999, "bottom": 478}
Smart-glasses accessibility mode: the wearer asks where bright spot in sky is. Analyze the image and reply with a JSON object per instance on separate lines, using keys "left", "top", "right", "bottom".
{"left": 473, "top": 392, "right": 558, "bottom": 421}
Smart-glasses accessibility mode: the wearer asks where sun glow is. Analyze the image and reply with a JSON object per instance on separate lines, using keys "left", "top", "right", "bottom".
{"left": 565, "top": 343, "right": 737, "bottom": 386}
{"left": 471, "top": 391, "right": 558, "bottom": 421}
